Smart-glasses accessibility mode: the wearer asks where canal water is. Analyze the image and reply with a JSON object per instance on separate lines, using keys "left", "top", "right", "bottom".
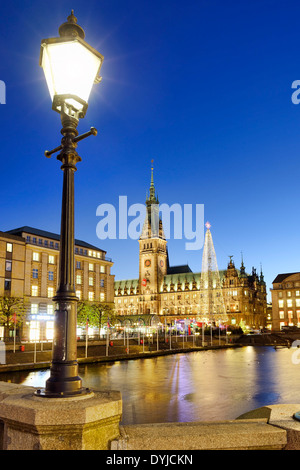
{"left": 1, "top": 346, "right": 300, "bottom": 425}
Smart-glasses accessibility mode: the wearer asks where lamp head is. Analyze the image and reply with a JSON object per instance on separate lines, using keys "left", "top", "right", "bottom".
{"left": 40, "top": 11, "right": 104, "bottom": 120}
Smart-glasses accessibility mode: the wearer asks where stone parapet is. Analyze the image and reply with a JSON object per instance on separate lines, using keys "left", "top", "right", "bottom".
{"left": 112, "top": 419, "right": 287, "bottom": 450}
{"left": 0, "top": 382, "right": 122, "bottom": 450}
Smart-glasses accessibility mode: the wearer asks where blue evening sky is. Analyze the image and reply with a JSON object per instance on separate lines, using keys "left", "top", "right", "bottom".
{"left": 1, "top": 0, "right": 300, "bottom": 300}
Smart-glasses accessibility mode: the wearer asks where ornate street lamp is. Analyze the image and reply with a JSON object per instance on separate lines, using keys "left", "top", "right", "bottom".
{"left": 37, "top": 11, "right": 104, "bottom": 397}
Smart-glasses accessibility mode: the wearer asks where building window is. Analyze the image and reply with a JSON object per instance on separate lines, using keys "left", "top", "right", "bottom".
{"left": 89, "top": 263, "right": 94, "bottom": 271}
{"left": 100, "top": 265, "right": 105, "bottom": 273}
{"left": 5, "top": 260, "right": 12, "bottom": 271}
{"left": 33, "top": 252, "right": 39, "bottom": 262}
{"left": 287, "top": 291, "right": 292, "bottom": 297}
{"left": 4, "top": 279, "right": 11, "bottom": 291}
{"left": 38, "top": 239, "right": 43, "bottom": 245}
{"left": 48, "top": 287, "right": 54, "bottom": 298}
{"left": 47, "top": 304, "right": 54, "bottom": 315}
{"left": 279, "top": 311, "right": 285, "bottom": 319}
{"left": 76, "top": 261, "right": 81, "bottom": 269}
{"left": 296, "top": 291, "right": 300, "bottom": 297}
{"left": 278, "top": 299, "right": 284, "bottom": 308}
{"left": 49, "top": 255, "right": 55, "bottom": 264}
{"left": 76, "top": 290, "right": 82, "bottom": 300}
{"left": 48, "top": 271, "right": 54, "bottom": 281}
{"left": 89, "top": 277, "right": 94, "bottom": 286}
{"left": 287, "top": 299, "right": 293, "bottom": 308}
{"left": 31, "top": 304, "right": 38, "bottom": 314}
{"left": 29, "top": 321, "right": 40, "bottom": 341}
{"left": 88, "top": 292, "right": 94, "bottom": 301}
{"left": 32, "top": 286, "right": 38, "bottom": 297}
{"left": 100, "top": 279, "right": 105, "bottom": 288}
{"left": 46, "top": 321, "right": 54, "bottom": 340}
{"left": 100, "top": 293, "right": 105, "bottom": 302}
{"left": 6, "top": 243, "right": 12, "bottom": 253}
{"left": 32, "top": 268, "right": 38, "bottom": 279}
{"left": 76, "top": 274, "right": 82, "bottom": 284}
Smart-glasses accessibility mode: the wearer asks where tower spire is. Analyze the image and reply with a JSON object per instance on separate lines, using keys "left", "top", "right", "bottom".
{"left": 149, "top": 159, "right": 156, "bottom": 201}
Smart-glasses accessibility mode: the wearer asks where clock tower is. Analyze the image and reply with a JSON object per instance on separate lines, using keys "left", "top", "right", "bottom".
{"left": 138, "top": 162, "right": 167, "bottom": 314}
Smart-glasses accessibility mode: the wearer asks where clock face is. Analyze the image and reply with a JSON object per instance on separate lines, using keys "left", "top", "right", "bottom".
{"left": 144, "top": 259, "right": 151, "bottom": 267}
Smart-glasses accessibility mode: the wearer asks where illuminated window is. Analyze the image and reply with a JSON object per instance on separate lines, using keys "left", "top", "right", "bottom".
{"left": 89, "top": 277, "right": 94, "bottom": 286}
{"left": 76, "top": 290, "right": 82, "bottom": 300}
{"left": 49, "top": 255, "right": 55, "bottom": 264}
{"left": 33, "top": 252, "right": 39, "bottom": 261}
{"left": 6, "top": 243, "right": 12, "bottom": 253}
{"left": 296, "top": 291, "right": 300, "bottom": 297}
{"left": 88, "top": 250, "right": 92, "bottom": 257}
{"left": 279, "top": 311, "right": 284, "bottom": 319}
{"left": 89, "top": 263, "right": 94, "bottom": 271}
{"left": 76, "top": 274, "right": 82, "bottom": 284}
{"left": 46, "top": 321, "right": 54, "bottom": 340}
{"left": 287, "top": 299, "right": 293, "bottom": 308}
{"left": 88, "top": 292, "right": 94, "bottom": 301}
{"left": 32, "top": 286, "right": 38, "bottom": 297}
{"left": 29, "top": 321, "right": 40, "bottom": 341}
{"left": 296, "top": 299, "right": 300, "bottom": 307}
{"left": 31, "top": 304, "right": 38, "bottom": 314}
{"left": 278, "top": 299, "right": 284, "bottom": 308}
{"left": 100, "top": 293, "right": 105, "bottom": 302}
{"left": 47, "top": 304, "right": 54, "bottom": 315}
{"left": 287, "top": 291, "right": 292, "bottom": 297}
{"left": 48, "top": 287, "right": 54, "bottom": 298}
{"left": 100, "top": 265, "right": 105, "bottom": 273}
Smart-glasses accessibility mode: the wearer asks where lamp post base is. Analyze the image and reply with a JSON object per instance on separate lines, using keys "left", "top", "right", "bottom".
{"left": 293, "top": 412, "right": 300, "bottom": 421}
{"left": 35, "top": 359, "right": 92, "bottom": 398}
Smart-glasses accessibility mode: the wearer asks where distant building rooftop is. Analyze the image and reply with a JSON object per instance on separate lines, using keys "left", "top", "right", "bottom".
{"left": 167, "top": 264, "right": 192, "bottom": 275}
{"left": 272, "top": 273, "right": 300, "bottom": 284}
{"left": 6, "top": 226, "right": 106, "bottom": 253}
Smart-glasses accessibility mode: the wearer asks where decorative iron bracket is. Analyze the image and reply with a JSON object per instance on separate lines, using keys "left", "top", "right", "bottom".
{"left": 45, "top": 127, "right": 97, "bottom": 158}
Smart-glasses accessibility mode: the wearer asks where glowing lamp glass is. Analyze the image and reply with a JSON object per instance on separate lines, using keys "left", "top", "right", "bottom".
{"left": 41, "top": 39, "right": 102, "bottom": 111}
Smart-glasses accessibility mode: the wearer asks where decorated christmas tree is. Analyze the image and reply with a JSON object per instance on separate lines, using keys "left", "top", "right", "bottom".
{"left": 200, "top": 222, "right": 228, "bottom": 323}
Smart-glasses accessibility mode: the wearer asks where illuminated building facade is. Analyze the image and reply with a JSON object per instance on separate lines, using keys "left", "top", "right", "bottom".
{"left": 271, "top": 272, "right": 300, "bottom": 330}
{"left": 0, "top": 227, "right": 114, "bottom": 341}
{"left": 114, "top": 169, "right": 267, "bottom": 330}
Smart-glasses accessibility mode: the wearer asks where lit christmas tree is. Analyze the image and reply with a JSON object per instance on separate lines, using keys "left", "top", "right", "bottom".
{"left": 200, "top": 222, "right": 228, "bottom": 323}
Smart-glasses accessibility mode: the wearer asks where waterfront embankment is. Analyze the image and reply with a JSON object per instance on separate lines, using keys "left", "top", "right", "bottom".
{"left": 0, "top": 331, "right": 295, "bottom": 374}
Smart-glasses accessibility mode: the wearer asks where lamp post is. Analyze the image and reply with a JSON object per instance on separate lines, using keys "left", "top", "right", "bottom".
{"left": 37, "top": 11, "right": 104, "bottom": 397}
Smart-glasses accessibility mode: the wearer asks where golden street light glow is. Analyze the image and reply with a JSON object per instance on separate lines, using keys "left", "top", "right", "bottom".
{"left": 40, "top": 39, "right": 103, "bottom": 112}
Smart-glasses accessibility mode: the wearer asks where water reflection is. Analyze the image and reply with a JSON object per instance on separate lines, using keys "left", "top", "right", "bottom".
{"left": 1, "top": 347, "right": 300, "bottom": 424}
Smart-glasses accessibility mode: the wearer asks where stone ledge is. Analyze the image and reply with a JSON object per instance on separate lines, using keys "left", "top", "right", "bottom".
{"left": 111, "top": 418, "right": 287, "bottom": 450}
{"left": 0, "top": 382, "right": 122, "bottom": 450}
